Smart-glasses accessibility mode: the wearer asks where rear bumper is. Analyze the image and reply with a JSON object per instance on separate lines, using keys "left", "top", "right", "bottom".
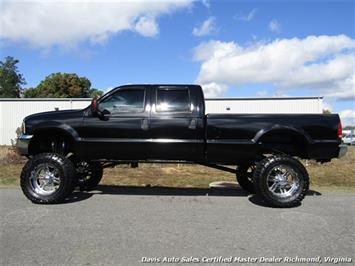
{"left": 16, "top": 134, "right": 33, "bottom": 155}
{"left": 338, "top": 144, "right": 348, "bottom": 158}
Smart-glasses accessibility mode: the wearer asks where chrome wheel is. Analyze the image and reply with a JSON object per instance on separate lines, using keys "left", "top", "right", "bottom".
{"left": 30, "top": 163, "right": 61, "bottom": 196}
{"left": 266, "top": 164, "right": 300, "bottom": 198}
{"left": 75, "top": 161, "right": 103, "bottom": 190}
{"left": 76, "top": 161, "right": 92, "bottom": 183}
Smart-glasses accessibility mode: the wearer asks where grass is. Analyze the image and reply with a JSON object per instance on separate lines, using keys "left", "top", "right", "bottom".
{"left": 0, "top": 145, "right": 25, "bottom": 187}
{"left": 306, "top": 145, "right": 355, "bottom": 192}
{"left": 1, "top": 145, "right": 354, "bottom": 192}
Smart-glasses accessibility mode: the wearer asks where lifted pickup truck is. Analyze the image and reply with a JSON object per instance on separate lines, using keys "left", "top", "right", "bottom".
{"left": 17, "top": 84, "right": 347, "bottom": 207}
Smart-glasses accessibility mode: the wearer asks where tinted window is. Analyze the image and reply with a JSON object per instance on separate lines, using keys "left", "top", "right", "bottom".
{"left": 99, "top": 89, "right": 145, "bottom": 114}
{"left": 156, "top": 89, "right": 190, "bottom": 112}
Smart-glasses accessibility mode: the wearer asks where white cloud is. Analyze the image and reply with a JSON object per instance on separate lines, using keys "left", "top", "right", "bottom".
{"left": 194, "top": 35, "right": 355, "bottom": 99}
{"left": 201, "top": 82, "right": 228, "bottom": 97}
{"left": 322, "top": 71, "right": 355, "bottom": 100}
{"left": 201, "top": 0, "right": 210, "bottom": 9}
{"left": 134, "top": 16, "right": 159, "bottom": 37}
{"left": 0, "top": 0, "right": 193, "bottom": 48}
{"left": 193, "top": 40, "right": 240, "bottom": 61}
{"left": 268, "top": 19, "right": 281, "bottom": 33}
{"left": 339, "top": 109, "right": 355, "bottom": 126}
{"left": 235, "top": 9, "right": 257, "bottom": 22}
{"left": 192, "top": 17, "right": 217, "bottom": 37}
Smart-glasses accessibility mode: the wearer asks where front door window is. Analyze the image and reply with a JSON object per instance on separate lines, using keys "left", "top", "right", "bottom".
{"left": 99, "top": 88, "right": 145, "bottom": 114}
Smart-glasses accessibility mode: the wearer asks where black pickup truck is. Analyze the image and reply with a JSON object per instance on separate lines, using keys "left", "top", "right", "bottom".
{"left": 17, "top": 84, "right": 347, "bottom": 207}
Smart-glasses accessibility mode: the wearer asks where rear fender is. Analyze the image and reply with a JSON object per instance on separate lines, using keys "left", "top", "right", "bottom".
{"left": 253, "top": 125, "right": 312, "bottom": 144}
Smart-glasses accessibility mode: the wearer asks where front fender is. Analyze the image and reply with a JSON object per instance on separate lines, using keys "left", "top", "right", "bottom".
{"left": 30, "top": 122, "right": 80, "bottom": 141}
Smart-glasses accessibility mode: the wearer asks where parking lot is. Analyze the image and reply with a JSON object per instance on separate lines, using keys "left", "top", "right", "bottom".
{"left": 1, "top": 187, "right": 354, "bottom": 265}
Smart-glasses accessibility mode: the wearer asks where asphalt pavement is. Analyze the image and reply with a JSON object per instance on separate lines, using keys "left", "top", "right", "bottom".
{"left": 1, "top": 186, "right": 354, "bottom": 266}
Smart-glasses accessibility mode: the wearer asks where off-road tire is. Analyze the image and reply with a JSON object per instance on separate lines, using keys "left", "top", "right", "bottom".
{"left": 236, "top": 165, "right": 255, "bottom": 194}
{"left": 20, "top": 153, "right": 76, "bottom": 204}
{"left": 253, "top": 155, "right": 309, "bottom": 208}
{"left": 76, "top": 161, "right": 103, "bottom": 191}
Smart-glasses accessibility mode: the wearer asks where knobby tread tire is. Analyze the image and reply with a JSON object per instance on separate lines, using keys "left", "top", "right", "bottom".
{"left": 77, "top": 162, "right": 103, "bottom": 191}
{"left": 236, "top": 165, "right": 255, "bottom": 194}
{"left": 20, "top": 153, "right": 76, "bottom": 204}
{"left": 253, "top": 155, "right": 309, "bottom": 208}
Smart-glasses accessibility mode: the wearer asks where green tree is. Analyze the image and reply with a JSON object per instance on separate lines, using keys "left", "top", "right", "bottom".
{"left": 0, "top": 56, "right": 26, "bottom": 98}
{"left": 89, "top": 88, "right": 103, "bottom": 98}
{"left": 24, "top": 73, "right": 103, "bottom": 98}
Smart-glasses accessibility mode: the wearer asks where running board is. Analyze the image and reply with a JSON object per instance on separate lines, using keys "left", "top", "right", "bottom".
{"left": 98, "top": 160, "right": 237, "bottom": 174}
{"left": 197, "top": 162, "right": 237, "bottom": 174}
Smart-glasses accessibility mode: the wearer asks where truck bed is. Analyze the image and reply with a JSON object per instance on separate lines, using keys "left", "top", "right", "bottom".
{"left": 206, "top": 113, "right": 340, "bottom": 163}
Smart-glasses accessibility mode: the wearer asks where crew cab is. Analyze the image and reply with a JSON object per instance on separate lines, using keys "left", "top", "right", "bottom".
{"left": 17, "top": 84, "right": 347, "bottom": 207}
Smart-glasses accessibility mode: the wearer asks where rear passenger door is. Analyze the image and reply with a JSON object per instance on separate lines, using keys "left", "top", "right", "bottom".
{"left": 148, "top": 86, "right": 201, "bottom": 160}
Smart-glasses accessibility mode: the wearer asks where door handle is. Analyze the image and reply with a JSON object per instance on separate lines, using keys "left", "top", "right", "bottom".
{"left": 188, "top": 119, "right": 197, "bottom": 130}
{"left": 141, "top": 119, "right": 149, "bottom": 130}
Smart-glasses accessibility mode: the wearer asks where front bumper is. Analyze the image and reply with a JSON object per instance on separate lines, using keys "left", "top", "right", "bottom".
{"left": 338, "top": 144, "right": 348, "bottom": 158}
{"left": 16, "top": 134, "right": 33, "bottom": 155}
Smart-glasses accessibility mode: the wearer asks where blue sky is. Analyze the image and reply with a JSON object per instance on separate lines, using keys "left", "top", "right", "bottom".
{"left": 0, "top": 0, "right": 354, "bottom": 124}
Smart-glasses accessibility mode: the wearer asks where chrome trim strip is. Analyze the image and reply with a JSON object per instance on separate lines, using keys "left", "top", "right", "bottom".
{"left": 18, "top": 134, "right": 33, "bottom": 140}
{"left": 16, "top": 135, "right": 33, "bottom": 155}
{"left": 80, "top": 138, "right": 204, "bottom": 144}
{"left": 312, "top": 140, "right": 339, "bottom": 144}
{"left": 207, "top": 139, "right": 254, "bottom": 145}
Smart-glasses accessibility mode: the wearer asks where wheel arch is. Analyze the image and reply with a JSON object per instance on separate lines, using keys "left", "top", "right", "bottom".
{"left": 253, "top": 126, "right": 312, "bottom": 157}
{"left": 28, "top": 124, "right": 79, "bottom": 155}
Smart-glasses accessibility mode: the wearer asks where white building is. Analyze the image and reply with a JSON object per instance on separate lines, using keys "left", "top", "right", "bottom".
{"left": 0, "top": 98, "right": 90, "bottom": 145}
{"left": 205, "top": 97, "right": 323, "bottom": 114}
{"left": 0, "top": 97, "right": 323, "bottom": 145}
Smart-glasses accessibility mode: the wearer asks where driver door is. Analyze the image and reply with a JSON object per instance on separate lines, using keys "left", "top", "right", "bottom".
{"left": 80, "top": 86, "right": 150, "bottom": 160}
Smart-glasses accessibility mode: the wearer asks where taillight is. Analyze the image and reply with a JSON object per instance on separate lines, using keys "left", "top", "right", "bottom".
{"left": 337, "top": 120, "right": 342, "bottom": 139}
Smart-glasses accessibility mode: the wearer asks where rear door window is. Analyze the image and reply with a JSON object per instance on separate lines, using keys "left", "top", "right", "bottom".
{"left": 156, "top": 88, "right": 190, "bottom": 112}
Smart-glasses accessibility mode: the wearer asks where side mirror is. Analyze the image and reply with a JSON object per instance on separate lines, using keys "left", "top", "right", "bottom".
{"left": 91, "top": 97, "right": 98, "bottom": 116}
